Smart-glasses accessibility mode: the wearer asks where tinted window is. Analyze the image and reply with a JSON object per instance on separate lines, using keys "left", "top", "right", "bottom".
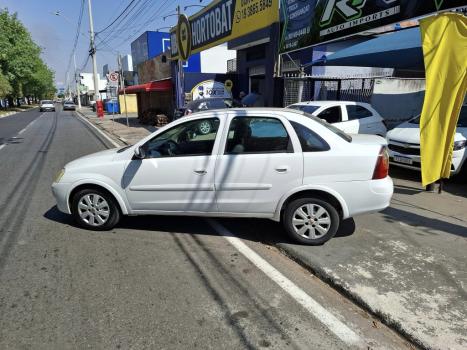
{"left": 317, "top": 106, "right": 342, "bottom": 123}
{"left": 301, "top": 112, "right": 352, "bottom": 142}
{"left": 289, "top": 105, "right": 320, "bottom": 114}
{"left": 41, "top": 100, "right": 53, "bottom": 104}
{"left": 346, "top": 105, "right": 373, "bottom": 120}
{"left": 225, "top": 117, "right": 292, "bottom": 154}
{"left": 290, "top": 121, "right": 330, "bottom": 152}
{"left": 143, "top": 118, "right": 219, "bottom": 158}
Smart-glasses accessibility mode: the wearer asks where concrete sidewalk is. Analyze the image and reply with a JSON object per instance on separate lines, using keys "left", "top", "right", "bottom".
{"left": 77, "top": 107, "right": 155, "bottom": 145}
{"left": 72, "top": 110, "right": 467, "bottom": 349}
{"left": 277, "top": 170, "right": 467, "bottom": 350}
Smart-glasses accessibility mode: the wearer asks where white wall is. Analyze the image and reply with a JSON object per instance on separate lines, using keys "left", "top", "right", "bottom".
{"left": 81, "top": 73, "right": 108, "bottom": 93}
{"left": 200, "top": 44, "right": 236, "bottom": 73}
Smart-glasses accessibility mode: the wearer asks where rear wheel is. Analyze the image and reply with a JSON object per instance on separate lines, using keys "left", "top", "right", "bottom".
{"left": 198, "top": 120, "right": 212, "bottom": 134}
{"left": 71, "top": 188, "right": 120, "bottom": 230}
{"left": 283, "top": 197, "right": 339, "bottom": 245}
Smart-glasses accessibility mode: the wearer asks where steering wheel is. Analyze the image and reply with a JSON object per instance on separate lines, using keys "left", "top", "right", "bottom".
{"left": 165, "top": 140, "right": 180, "bottom": 156}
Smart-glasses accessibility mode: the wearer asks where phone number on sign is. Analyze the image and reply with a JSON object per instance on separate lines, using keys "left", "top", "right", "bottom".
{"left": 235, "top": 0, "right": 273, "bottom": 23}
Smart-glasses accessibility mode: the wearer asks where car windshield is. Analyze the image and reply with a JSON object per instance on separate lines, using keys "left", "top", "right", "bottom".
{"left": 409, "top": 107, "right": 467, "bottom": 127}
{"left": 288, "top": 104, "right": 320, "bottom": 114}
{"left": 300, "top": 111, "right": 352, "bottom": 142}
{"left": 42, "top": 100, "right": 53, "bottom": 104}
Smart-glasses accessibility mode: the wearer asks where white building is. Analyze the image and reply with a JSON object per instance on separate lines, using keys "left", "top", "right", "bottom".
{"left": 122, "top": 54, "right": 133, "bottom": 72}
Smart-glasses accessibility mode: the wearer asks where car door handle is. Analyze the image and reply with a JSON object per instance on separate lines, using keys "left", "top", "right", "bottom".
{"left": 194, "top": 169, "right": 207, "bottom": 175}
{"left": 275, "top": 166, "right": 290, "bottom": 173}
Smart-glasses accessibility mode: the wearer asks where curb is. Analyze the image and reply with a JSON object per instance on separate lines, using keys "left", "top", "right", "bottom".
{"left": 75, "top": 110, "right": 126, "bottom": 147}
{"left": 0, "top": 111, "right": 18, "bottom": 119}
{"left": 275, "top": 244, "right": 425, "bottom": 350}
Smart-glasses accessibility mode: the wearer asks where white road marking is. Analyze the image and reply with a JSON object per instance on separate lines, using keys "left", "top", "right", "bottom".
{"left": 75, "top": 111, "right": 120, "bottom": 147}
{"left": 18, "top": 127, "right": 27, "bottom": 134}
{"left": 207, "top": 219, "right": 362, "bottom": 346}
{"left": 0, "top": 145, "right": 5, "bottom": 151}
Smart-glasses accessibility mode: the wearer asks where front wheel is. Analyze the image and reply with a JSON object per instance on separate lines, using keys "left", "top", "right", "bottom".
{"left": 283, "top": 197, "right": 340, "bottom": 245}
{"left": 71, "top": 189, "right": 120, "bottom": 230}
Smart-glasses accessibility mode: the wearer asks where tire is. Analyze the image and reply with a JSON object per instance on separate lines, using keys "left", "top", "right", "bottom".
{"left": 198, "top": 120, "right": 212, "bottom": 135}
{"left": 283, "top": 197, "right": 340, "bottom": 245}
{"left": 71, "top": 188, "right": 120, "bottom": 230}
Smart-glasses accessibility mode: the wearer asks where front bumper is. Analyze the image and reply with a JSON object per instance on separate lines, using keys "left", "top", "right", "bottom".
{"left": 51, "top": 182, "right": 72, "bottom": 214}
{"left": 388, "top": 149, "right": 464, "bottom": 175}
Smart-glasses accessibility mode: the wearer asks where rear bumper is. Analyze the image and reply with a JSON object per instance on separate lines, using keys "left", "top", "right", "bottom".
{"left": 344, "top": 177, "right": 393, "bottom": 217}
{"left": 40, "top": 107, "right": 55, "bottom": 111}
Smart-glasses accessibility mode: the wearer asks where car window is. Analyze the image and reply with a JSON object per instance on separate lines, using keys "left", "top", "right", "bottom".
{"left": 346, "top": 105, "right": 373, "bottom": 120}
{"left": 41, "top": 100, "right": 53, "bottom": 104}
{"left": 142, "top": 118, "right": 220, "bottom": 158}
{"left": 301, "top": 112, "right": 352, "bottom": 142}
{"left": 225, "top": 117, "right": 292, "bottom": 154}
{"left": 290, "top": 121, "right": 330, "bottom": 152}
{"left": 288, "top": 105, "right": 320, "bottom": 114}
{"left": 317, "top": 106, "right": 342, "bottom": 123}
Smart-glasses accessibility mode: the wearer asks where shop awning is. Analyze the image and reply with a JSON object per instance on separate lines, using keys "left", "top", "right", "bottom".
{"left": 312, "top": 27, "right": 424, "bottom": 71}
{"left": 120, "top": 79, "right": 172, "bottom": 94}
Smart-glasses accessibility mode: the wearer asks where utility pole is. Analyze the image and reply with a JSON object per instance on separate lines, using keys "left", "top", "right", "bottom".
{"left": 73, "top": 53, "right": 82, "bottom": 109}
{"left": 87, "top": 0, "right": 100, "bottom": 104}
{"left": 118, "top": 54, "right": 129, "bottom": 127}
{"left": 176, "top": 5, "right": 184, "bottom": 111}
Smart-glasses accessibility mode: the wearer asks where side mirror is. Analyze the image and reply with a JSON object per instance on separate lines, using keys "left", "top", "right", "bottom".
{"left": 133, "top": 146, "right": 146, "bottom": 159}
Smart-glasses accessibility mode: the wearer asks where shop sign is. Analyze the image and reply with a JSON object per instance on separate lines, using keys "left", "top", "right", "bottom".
{"left": 279, "top": 0, "right": 467, "bottom": 53}
{"left": 191, "top": 80, "right": 233, "bottom": 100}
{"left": 171, "top": 0, "right": 279, "bottom": 60}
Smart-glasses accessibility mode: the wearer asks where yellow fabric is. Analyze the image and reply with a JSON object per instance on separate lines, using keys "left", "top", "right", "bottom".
{"left": 419, "top": 13, "right": 467, "bottom": 186}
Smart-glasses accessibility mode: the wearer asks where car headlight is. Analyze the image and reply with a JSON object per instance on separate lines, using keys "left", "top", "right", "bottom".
{"left": 453, "top": 140, "right": 466, "bottom": 151}
{"left": 54, "top": 168, "right": 65, "bottom": 183}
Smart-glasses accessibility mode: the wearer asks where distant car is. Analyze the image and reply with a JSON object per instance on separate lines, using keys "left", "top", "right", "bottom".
{"left": 52, "top": 108, "right": 393, "bottom": 245}
{"left": 288, "top": 101, "right": 387, "bottom": 136}
{"left": 387, "top": 106, "right": 467, "bottom": 176}
{"left": 183, "top": 98, "right": 243, "bottom": 134}
{"left": 63, "top": 101, "right": 76, "bottom": 111}
{"left": 40, "top": 100, "right": 55, "bottom": 112}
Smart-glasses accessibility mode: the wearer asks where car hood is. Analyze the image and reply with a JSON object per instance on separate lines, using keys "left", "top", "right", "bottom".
{"left": 350, "top": 134, "right": 387, "bottom": 146}
{"left": 388, "top": 122, "right": 467, "bottom": 144}
{"left": 65, "top": 148, "right": 121, "bottom": 170}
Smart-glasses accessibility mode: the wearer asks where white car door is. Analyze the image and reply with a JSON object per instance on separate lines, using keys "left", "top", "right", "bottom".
{"left": 346, "top": 104, "right": 381, "bottom": 135}
{"left": 215, "top": 114, "right": 302, "bottom": 215}
{"left": 123, "top": 117, "right": 222, "bottom": 212}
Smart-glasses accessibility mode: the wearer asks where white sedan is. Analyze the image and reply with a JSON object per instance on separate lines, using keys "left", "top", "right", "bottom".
{"left": 288, "top": 101, "right": 387, "bottom": 137}
{"left": 52, "top": 108, "right": 393, "bottom": 245}
{"left": 387, "top": 106, "right": 467, "bottom": 177}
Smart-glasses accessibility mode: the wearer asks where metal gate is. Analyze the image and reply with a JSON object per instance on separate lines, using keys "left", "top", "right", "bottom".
{"left": 283, "top": 74, "right": 382, "bottom": 107}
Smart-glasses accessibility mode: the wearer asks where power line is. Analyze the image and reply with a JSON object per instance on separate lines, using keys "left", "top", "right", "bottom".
{"left": 96, "top": 0, "right": 138, "bottom": 34}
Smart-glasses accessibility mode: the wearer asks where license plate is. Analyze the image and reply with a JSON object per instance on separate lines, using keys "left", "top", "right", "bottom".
{"left": 393, "top": 156, "right": 413, "bottom": 165}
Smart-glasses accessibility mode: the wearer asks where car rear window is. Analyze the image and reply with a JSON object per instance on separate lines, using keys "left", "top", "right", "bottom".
{"left": 42, "top": 100, "right": 53, "bottom": 104}
{"left": 301, "top": 112, "right": 352, "bottom": 142}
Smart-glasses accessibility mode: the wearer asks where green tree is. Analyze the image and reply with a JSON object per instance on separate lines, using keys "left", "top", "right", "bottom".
{"left": 0, "top": 9, "right": 56, "bottom": 104}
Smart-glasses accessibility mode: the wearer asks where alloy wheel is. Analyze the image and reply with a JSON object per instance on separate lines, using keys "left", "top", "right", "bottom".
{"left": 77, "top": 193, "right": 110, "bottom": 226}
{"left": 292, "top": 203, "right": 331, "bottom": 240}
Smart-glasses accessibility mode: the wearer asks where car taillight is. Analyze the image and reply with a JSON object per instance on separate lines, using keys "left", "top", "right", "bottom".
{"left": 373, "top": 146, "right": 389, "bottom": 179}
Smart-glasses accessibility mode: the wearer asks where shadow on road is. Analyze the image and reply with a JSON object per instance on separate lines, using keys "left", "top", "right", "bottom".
{"left": 44, "top": 206, "right": 356, "bottom": 246}
{"left": 382, "top": 206, "right": 467, "bottom": 238}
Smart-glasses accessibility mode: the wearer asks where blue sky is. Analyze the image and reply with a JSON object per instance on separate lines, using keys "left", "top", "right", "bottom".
{"left": 1, "top": 0, "right": 205, "bottom": 88}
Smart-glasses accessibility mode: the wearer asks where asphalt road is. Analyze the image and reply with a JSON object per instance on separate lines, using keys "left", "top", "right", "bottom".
{"left": 0, "top": 107, "right": 411, "bottom": 349}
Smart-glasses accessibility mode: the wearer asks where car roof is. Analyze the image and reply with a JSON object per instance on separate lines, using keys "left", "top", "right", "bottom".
{"left": 185, "top": 107, "right": 307, "bottom": 118}
{"left": 291, "top": 100, "right": 369, "bottom": 107}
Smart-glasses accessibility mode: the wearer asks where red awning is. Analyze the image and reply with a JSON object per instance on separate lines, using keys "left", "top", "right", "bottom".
{"left": 119, "top": 79, "right": 172, "bottom": 94}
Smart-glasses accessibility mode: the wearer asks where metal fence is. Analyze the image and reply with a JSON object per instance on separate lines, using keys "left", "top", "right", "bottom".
{"left": 283, "top": 74, "right": 386, "bottom": 107}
